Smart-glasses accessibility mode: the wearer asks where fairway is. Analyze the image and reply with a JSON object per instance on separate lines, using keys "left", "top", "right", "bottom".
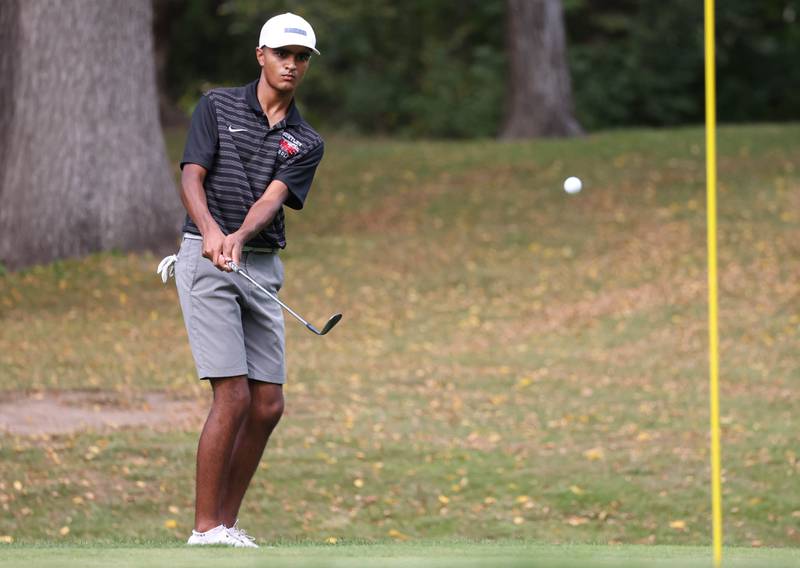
{"left": 1, "top": 124, "right": 798, "bottom": 550}
{"left": 1, "top": 543, "right": 799, "bottom": 568}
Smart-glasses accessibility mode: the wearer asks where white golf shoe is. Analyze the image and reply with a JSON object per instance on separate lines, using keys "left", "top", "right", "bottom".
{"left": 186, "top": 524, "right": 251, "bottom": 547}
{"left": 227, "top": 519, "right": 259, "bottom": 548}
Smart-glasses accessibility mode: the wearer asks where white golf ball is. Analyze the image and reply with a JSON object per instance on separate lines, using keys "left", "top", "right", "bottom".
{"left": 563, "top": 176, "right": 582, "bottom": 194}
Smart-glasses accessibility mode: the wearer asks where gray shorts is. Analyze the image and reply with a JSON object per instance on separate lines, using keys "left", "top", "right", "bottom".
{"left": 175, "top": 236, "right": 286, "bottom": 383}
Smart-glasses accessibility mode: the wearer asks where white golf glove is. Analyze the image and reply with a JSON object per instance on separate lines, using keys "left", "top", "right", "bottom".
{"left": 156, "top": 254, "right": 178, "bottom": 284}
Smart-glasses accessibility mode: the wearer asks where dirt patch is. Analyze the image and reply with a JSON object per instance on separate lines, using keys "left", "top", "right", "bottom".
{"left": 0, "top": 391, "right": 206, "bottom": 436}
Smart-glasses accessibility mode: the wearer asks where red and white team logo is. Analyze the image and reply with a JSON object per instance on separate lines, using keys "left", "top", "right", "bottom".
{"left": 279, "top": 132, "right": 302, "bottom": 159}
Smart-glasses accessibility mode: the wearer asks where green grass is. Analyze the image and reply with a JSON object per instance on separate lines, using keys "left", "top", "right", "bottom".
{"left": 0, "top": 543, "right": 798, "bottom": 568}
{"left": 1, "top": 124, "right": 799, "bottom": 551}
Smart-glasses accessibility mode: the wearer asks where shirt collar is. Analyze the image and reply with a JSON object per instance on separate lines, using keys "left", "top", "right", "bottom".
{"left": 246, "top": 78, "right": 302, "bottom": 127}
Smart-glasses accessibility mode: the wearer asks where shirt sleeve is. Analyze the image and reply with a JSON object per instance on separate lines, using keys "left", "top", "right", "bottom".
{"left": 180, "top": 95, "right": 218, "bottom": 171}
{"left": 274, "top": 141, "right": 324, "bottom": 210}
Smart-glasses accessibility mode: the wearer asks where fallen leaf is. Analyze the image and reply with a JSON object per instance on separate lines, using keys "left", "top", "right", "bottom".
{"left": 387, "top": 529, "right": 408, "bottom": 540}
{"left": 583, "top": 447, "right": 605, "bottom": 461}
{"left": 669, "top": 520, "right": 686, "bottom": 530}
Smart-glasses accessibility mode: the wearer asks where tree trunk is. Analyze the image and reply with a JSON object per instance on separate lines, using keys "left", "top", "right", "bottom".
{"left": 500, "top": 0, "right": 582, "bottom": 138}
{"left": 0, "top": 0, "right": 182, "bottom": 271}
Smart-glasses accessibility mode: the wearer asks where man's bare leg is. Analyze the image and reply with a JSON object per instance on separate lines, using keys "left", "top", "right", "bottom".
{"left": 194, "top": 376, "right": 251, "bottom": 532}
{"left": 220, "top": 381, "right": 284, "bottom": 527}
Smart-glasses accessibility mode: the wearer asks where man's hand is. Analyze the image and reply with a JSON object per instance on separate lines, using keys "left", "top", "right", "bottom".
{"left": 202, "top": 227, "right": 227, "bottom": 271}
{"left": 221, "top": 232, "right": 246, "bottom": 272}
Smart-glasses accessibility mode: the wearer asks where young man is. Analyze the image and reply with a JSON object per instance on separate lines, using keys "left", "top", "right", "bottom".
{"left": 175, "top": 13, "right": 324, "bottom": 547}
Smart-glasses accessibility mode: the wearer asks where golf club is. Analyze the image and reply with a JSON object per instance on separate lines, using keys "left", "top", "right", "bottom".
{"left": 227, "top": 260, "right": 342, "bottom": 336}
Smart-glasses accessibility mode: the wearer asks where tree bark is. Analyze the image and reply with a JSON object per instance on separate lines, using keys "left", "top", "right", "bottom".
{"left": 0, "top": 0, "right": 182, "bottom": 270}
{"left": 500, "top": 0, "right": 582, "bottom": 138}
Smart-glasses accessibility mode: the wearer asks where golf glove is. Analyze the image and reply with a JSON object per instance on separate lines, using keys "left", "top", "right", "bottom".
{"left": 156, "top": 254, "right": 177, "bottom": 284}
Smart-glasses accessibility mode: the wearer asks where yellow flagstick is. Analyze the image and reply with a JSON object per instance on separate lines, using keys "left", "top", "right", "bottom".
{"left": 704, "top": 0, "right": 723, "bottom": 566}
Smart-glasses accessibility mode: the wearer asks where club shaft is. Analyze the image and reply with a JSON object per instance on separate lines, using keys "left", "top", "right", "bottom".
{"left": 233, "top": 266, "right": 310, "bottom": 327}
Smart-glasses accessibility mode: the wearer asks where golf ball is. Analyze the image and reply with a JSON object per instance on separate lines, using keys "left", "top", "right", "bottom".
{"left": 564, "top": 176, "right": 582, "bottom": 194}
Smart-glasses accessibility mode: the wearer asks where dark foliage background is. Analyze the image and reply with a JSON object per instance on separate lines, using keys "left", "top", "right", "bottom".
{"left": 156, "top": 0, "right": 800, "bottom": 136}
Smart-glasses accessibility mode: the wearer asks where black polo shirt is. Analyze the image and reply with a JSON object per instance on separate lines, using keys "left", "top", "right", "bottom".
{"left": 180, "top": 78, "right": 324, "bottom": 248}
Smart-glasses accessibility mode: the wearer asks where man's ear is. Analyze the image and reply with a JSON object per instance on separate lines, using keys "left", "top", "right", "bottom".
{"left": 255, "top": 47, "right": 266, "bottom": 67}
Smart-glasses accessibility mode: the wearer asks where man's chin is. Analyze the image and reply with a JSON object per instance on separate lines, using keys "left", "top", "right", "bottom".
{"left": 270, "top": 82, "right": 297, "bottom": 94}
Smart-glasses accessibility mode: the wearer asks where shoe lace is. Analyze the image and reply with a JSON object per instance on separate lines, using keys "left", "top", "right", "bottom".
{"left": 230, "top": 521, "right": 256, "bottom": 543}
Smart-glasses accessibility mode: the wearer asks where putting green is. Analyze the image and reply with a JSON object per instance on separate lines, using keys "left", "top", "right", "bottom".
{"left": 1, "top": 543, "right": 798, "bottom": 568}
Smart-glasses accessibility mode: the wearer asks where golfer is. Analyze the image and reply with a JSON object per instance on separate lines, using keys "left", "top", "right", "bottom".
{"left": 175, "top": 13, "right": 323, "bottom": 547}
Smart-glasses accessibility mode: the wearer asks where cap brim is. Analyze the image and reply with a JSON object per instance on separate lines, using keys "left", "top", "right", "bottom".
{"left": 261, "top": 41, "right": 320, "bottom": 55}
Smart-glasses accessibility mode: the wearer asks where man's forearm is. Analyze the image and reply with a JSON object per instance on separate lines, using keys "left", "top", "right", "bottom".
{"left": 236, "top": 195, "right": 284, "bottom": 242}
{"left": 235, "top": 182, "right": 290, "bottom": 242}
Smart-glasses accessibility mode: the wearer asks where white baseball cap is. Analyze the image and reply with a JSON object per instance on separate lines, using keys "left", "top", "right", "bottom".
{"left": 258, "top": 12, "right": 319, "bottom": 55}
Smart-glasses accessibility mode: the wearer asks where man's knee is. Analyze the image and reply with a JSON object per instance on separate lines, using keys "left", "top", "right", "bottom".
{"left": 211, "top": 376, "right": 252, "bottom": 417}
{"left": 250, "top": 389, "right": 284, "bottom": 428}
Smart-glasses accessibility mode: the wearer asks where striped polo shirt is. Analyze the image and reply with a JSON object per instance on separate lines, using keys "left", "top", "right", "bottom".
{"left": 180, "top": 78, "right": 324, "bottom": 248}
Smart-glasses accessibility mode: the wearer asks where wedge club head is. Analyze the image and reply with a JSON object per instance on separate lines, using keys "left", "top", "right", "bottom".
{"left": 307, "top": 313, "right": 343, "bottom": 335}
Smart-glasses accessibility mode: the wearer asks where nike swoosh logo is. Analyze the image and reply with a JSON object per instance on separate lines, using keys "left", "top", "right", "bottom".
{"left": 228, "top": 125, "right": 248, "bottom": 133}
